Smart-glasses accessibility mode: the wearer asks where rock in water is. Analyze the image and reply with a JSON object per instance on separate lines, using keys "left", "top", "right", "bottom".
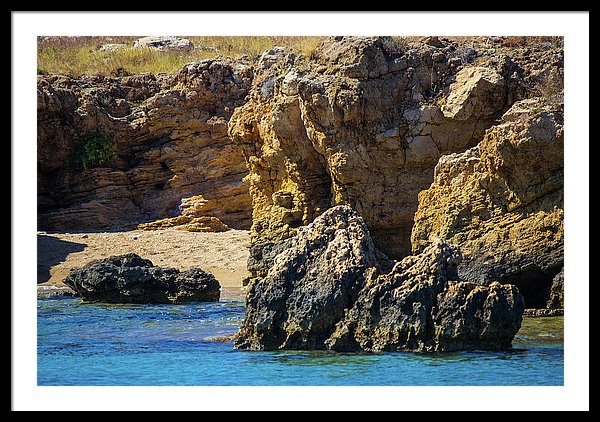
{"left": 235, "top": 205, "right": 386, "bottom": 350}
{"left": 234, "top": 206, "right": 524, "bottom": 352}
{"left": 64, "top": 253, "right": 220, "bottom": 303}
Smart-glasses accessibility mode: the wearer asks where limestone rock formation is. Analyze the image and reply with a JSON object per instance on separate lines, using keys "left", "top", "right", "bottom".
{"left": 38, "top": 58, "right": 253, "bottom": 231}
{"left": 137, "top": 215, "right": 230, "bottom": 232}
{"left": 64, "top": 253, "right": 220, "bottom": 303}
{"left": 234, "top": 206, "right": 524, "bottom": 352}
{"left": 228, "top": 36, "right": 561, "bottom": 283}
{"left": 136, "top": 196, "right": 231, "bottom": 232}
{"left": 546, "top": 268, "right": 564, "bottom": 309}
{"left": 441, "top": 66, "right": 506, "bottom": 120}
{"left": 411, "top": 98, "right": 564, "bottom": 308}
{"left": 133, "top": 36, "right": 194, "bottom": 53}
{"left": 38, "top": 36, "right": 564, "bottom": 314}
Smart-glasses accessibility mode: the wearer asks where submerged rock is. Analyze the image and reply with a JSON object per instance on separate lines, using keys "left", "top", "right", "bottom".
{"left": 234, "top": 205, "right": 524, "bottom": 352}
{"left": 64, "top": 253, "right": 220, "bottom": 303}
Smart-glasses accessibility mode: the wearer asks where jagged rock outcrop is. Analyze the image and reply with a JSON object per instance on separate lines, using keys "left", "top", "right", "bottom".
{"left": 38, "top": 58, "right": 253, "bottom": 231}
{"left": 546, "top": 268, "right": 564, "bottom": 309}
{"left": 228, "top": 36, "right": 561, "bottom": 283}
{"left": 234, "top": 206, "right": 524, "bottom": 352}
{"left": 411, "top": 98, "right": 564, "bottom": 308}
{"left": 64, "top": 253, "right": 220, "bottom": 303}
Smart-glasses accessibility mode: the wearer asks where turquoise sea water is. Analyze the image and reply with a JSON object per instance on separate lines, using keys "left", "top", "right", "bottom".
{"left": 37, "top": 296, "right": 563, "bottom": 386}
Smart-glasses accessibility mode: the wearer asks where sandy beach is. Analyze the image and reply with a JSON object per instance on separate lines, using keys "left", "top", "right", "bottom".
{"left": 37, "top": 229, "right": 251, "bottom": 301}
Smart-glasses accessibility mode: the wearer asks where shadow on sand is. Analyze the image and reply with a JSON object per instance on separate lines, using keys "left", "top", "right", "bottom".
{"left": 37, "top": 234, "right": 86, "bottom": 284}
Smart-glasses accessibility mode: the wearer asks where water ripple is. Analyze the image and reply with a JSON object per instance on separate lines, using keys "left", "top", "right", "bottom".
{"left": 37, "top": 297, "right": 563, "bottom": 386}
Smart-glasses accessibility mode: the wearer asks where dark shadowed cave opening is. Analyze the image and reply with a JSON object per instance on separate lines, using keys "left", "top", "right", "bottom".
{"left": 501, "top": 265, "right": 561, "bottom": 309}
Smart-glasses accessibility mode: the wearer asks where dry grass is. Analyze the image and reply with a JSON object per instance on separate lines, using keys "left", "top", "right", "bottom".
{"left": 37, "top": 36, "right": 326, "bottom": 77}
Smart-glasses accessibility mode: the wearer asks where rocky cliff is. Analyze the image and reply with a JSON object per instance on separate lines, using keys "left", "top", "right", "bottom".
{"left": 38, "top": 36, "right": 564, "bottom": 312}
{"left": 38, "top": 58, "right": 253, "bottom": 231}
{"left": 228, "top": 36, "right": 563, "bottom": 287}
{"left": 411, "top": 98, "right": 564, "bottom": 308}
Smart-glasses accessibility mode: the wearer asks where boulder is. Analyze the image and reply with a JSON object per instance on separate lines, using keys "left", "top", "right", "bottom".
{"left": 64, "top": 253, "right": 220, "bottom": 303}
{"left": 234, "top": 205, "right": 524, "bottom": 352}
{"left": 96, "top": 43, "right": 129, "bottom": 53}
{"left": 133, "top": 36, "right": 194, "bottom": 53}
{"left": 441, "top": 66, "right": 506, "bottom": 120}
{"left": 235, "top": 205, "right": 386, "bottom": 351}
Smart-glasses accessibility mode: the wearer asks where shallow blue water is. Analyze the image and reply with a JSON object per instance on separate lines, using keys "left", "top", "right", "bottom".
{"left": 37, "top": 297, "right": 563, "bottom": 386}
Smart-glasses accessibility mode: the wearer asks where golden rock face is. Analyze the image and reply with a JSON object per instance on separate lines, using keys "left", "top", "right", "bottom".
{"left": 38, "top": 36, "right": 564, "bottom": 310}
{"left": 411, "top": 99, "right": 564, "bottom": 307}
{"left": 228, "top": 37, "right": 563, "bottom": 306}
{"left": 38, "top": 59, "right": 254, "bottom": 232}
{"left": 229, "top": 38, "right": 512, "bottom": 262}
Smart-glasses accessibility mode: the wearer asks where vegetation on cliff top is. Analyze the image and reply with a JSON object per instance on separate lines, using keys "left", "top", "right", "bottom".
{"left": 37, "top": 36, "right": 327, "bottom": 77}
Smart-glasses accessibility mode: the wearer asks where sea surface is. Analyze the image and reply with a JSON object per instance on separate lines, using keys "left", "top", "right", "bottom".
{"left": 37, "top": 296, "right": 563, "bottom": 386}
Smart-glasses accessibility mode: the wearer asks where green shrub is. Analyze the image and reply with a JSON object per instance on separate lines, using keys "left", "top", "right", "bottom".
{"left": 68, "top": 130, "right": 116, "bottom": 170}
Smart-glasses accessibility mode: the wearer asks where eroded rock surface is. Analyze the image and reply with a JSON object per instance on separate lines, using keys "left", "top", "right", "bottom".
{"left": 411, "top": 98, "right": 564, "bottom": 308}
{"left": 133, "top": 36, "right": 194, "bottom": 53}
{"left": 38, "top": 58, "right": 253, "bottom": 231}
{"left": 234, "top": 206, "right": 524, "bottom": 352}
{"left": 228, "top": 36, "right": 562, "bottom": 283}
{"left": 64, "top": 253, "right": 220, "bottom": 303}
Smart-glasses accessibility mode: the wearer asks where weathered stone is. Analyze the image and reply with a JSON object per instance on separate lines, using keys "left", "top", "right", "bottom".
{"left": 64, "top": 253, "right": 220, "bottom": 303}
{"left": 133, "top": 36, "right": 194, "bottom": 53}
{"left": 441, "top": 66, "right": 506, "bottom": 120}
{"left": 96, "top": 43, "right": 129, "bottom": 53}
{"left": 326, "top": 241, "right": 524, "bottom": 353}
{"left": 546, "top": 268, "right": 564, "bottom": 309}
{"left": 235, "top": 206, "right": 524, "bottom": 352}
{"left": 38, "top": 58, "right": 253, "bottom": 231}
{"left": 137, "top": 215, "right": 230, "bottom": 232}
{"left": 229, "top": 36, "right": 520, "bottom": 281}
{"left": 411, "top": 98, "right": 564, "bottom": 308}
{"left": 235, "top": 205, "right": 385, "bottom": 351}
{"left": 246, "top": 239, "right": 294, "bottom": 280}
